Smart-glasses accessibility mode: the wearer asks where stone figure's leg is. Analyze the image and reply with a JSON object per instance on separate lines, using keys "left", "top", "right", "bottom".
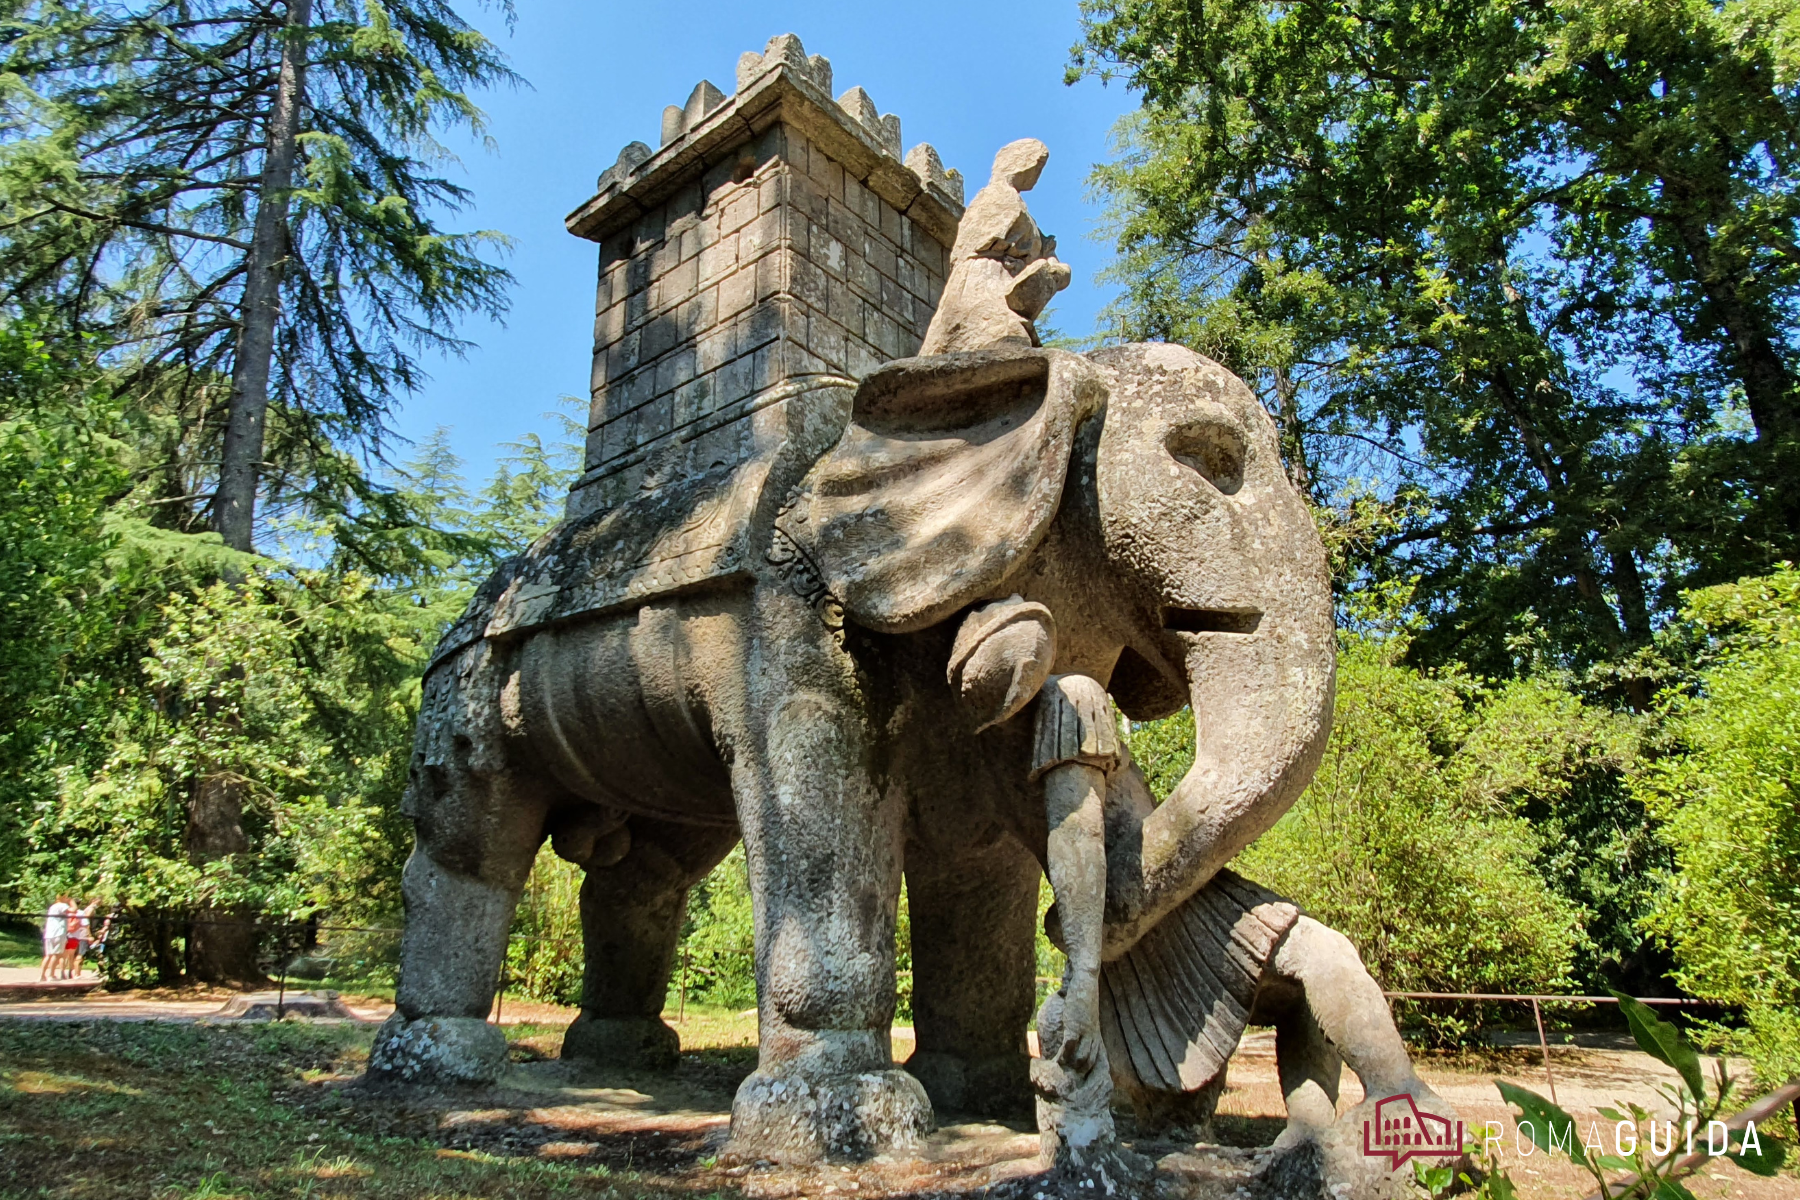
{"left": 1249, "top": 915, "right": 1463, "bottom": 1199}
{"left": 563, "top": 816, "right": 739, "bottom": 1070}
{"left": 369, "top": 642, "right": 553, "bottom": 1086}
{"left": 903, "top": 834, "right": 1039, "bottom": 1117}
{"left": 723, "top": 591, "right": 929, "bottom": 1163}
{"left": 1268, "top": 982, "right": 1343, "bottom": 1138}
{"left": 1268, "top": 916, "right": 1422, "bottom": 1103}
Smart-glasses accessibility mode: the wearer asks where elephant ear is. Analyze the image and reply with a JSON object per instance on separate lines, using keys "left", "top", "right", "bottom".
{"left": 794, "top": 346, "right": 1107, "bottom": 633}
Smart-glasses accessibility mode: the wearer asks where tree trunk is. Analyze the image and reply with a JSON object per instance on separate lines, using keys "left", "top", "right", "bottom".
{"left": 1488, "top": 368, "right": 1630, "bottom": 651}
{"left": 184, "top": 772, "right": 267, "bottom": 986}
{"left": 1608, "top": 545, "right": 1653, "bottom": 647}
{"left": 211, "top": 0, "right": 312, "bottom": 552}
{"left": 1668, "top": 212, "right": 1798, "bottom": 445}
{"left": 1271, "top": 359, "right": 1312, "bottom": 494}
{"left": 1607, "top": 545, "right": 1655, "bottom": 711}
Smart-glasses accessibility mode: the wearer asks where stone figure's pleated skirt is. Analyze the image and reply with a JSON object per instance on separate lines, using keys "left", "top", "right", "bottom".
{"left": 1099, "top": 869, "right": 1299, "bottom": 1095}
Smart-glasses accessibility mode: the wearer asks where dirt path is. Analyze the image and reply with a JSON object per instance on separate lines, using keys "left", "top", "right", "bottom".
{"left": 3, "top": 987, "right": 1789, "bottom": 1199}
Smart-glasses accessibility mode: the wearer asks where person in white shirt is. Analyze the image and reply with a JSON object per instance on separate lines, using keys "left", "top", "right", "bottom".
{"left": 39, "top": 895, "right": 72, "bottom": 981}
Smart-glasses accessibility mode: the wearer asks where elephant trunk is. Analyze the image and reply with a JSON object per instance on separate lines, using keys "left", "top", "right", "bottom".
{"left": 1102, "top": 605, "right": 1335, "bottom": 959}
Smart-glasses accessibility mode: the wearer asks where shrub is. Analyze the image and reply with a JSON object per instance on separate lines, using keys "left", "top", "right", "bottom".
{"left": 1636, "top": 567, "right": 1800, "bottom": 1098}
{"left": 1130, "top": 636, "right": 1592, "bottom": 1042}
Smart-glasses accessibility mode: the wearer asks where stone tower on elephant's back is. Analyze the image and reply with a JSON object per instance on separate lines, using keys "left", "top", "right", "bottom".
{"left": 563, "top": 34, "right": 966, "bottom": 518}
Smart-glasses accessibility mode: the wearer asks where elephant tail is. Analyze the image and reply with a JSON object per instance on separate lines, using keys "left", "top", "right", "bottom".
{"left": 1098, "top": 869, "right": 1298, "bottom": 1096}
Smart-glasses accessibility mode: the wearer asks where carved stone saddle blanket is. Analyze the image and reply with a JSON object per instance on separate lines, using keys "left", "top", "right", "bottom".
{"left": 1100, "top": 869, "right": 1300, "bottom": 1095}
{"left": 426, "top": 457, "right": 772, "bottom": 674}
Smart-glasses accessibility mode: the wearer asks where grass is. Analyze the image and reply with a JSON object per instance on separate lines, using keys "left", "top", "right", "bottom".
{"left": 0, "top": 920, "right": 41, "bottom": 967}
{"left": 0, "top": 1020, "right": 708, "bottom": 1200}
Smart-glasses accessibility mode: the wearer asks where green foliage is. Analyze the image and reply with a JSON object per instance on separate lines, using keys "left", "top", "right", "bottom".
{"left": 1239, "top": 638, "right": 1586, "bottom": 1038}
{"left": 0, "top": 919, "right": 39, "bottom": 966}
{"left": 23, "top": 562, "right": 435, "bottom": 923}
{"left": 1460, "top": 674, "right": 1663, "bottom": 990}
{"left": 1493, "top": 992, "right": 1787, "bottom": 1198}
{"left": 678, "top": 846, "right": 759, "bottom": 1011}
{"left": 3, "top": 355, "right": 581, "bottom": 969}
{"left": 0, "top": 0, "right": 519, "bottom": 538}
{"left": 1636, "top": 566, "right": 1800, "bottom": 1094}
{"left": 0, "top": 321, "right": 126, "bottom": 888}
{"left": 504, "top": 846, "right": 583, "bottom": 1007}
{"left": 1074, "top": 0, "right": 1800, "bottom": 691}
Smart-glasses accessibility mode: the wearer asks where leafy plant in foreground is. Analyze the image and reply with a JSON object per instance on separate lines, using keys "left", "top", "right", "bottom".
{"left": 1493, "top": 992, "right": 1787, "bottom": 1198}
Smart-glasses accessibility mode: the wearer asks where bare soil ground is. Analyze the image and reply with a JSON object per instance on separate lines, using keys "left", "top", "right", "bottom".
{"left": 0, "top": 985, "right": 1792, "bottom": 1200}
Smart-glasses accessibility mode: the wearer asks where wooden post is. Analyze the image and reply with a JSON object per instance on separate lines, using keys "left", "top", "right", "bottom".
{"left": 677, "top": 946, "right": 690, "bottom": 1024}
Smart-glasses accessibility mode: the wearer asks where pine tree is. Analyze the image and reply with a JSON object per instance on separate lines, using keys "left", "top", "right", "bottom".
{"left": 0, "top": 0, "right": 518, "bottom": 550}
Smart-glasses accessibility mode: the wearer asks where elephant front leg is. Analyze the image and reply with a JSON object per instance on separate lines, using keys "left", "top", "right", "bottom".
{"left": 726, "top": 682, "right": 929, "bottom": 1163}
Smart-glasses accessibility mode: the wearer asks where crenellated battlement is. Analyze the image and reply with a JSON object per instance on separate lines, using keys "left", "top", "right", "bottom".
{"left": 562, "top": 34, "right": 967, "bottom": 518}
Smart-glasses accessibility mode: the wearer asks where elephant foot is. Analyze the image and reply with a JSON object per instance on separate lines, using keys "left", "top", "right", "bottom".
{"left": 1251, "top": 1087, "right": 1466, "bottom": 1200}
{"left": 368, "top": 1013, "right": 507, "bottom": 1086}
{"left": 561, "top": 1014, "right": 680, "bottom": 1071}
{"left": 905, "top": 1049, "right": 1032, "bottom": 1118}
{"left": 726, "top": 1068, "right": 932, "bottom": 1163}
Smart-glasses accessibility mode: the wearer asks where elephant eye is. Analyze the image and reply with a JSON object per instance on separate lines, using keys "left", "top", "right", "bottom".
{"left": 1166, "top": 417, "right": 1247, "bottom": 495}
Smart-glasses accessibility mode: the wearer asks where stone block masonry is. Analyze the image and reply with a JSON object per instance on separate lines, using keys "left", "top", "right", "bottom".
{"left": 564, "top": 34, "right": 966, "bottom": 518}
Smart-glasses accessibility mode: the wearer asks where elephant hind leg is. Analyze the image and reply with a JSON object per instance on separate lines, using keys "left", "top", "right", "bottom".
{"left": 371, "top": 767, "right": 553, "bottom": 1085}
{"left": 563, "top": 815, "right": 739, "bottom": 1071}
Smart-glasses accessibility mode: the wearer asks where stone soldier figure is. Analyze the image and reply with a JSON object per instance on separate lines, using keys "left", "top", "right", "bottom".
{"left": 918, "top": 138, "right": 1072, "bottom": 355}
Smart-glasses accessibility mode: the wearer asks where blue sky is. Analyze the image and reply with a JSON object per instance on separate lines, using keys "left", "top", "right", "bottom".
{"left": 392, "top": 0, "right": 1140, "bottom": 483}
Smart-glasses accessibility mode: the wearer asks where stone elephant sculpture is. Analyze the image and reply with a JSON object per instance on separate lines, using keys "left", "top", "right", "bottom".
{"left": 370, "top": 338, "right": 1448, "bottom": 1179}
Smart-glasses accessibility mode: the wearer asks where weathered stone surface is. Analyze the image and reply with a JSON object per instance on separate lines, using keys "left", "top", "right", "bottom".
{"left": 728, "top": 1069, "right": 931, "bottom": 1163}
{"left": 381, "top": 61, "right": 1456, "bottom": 1192}
{"left": 917, "top": 139, "right": 1071, "bottom": 356}
{"left": 904, "top": 142, "right": 965, "bottom": 207}
{"left": 369, "top": 1014, "right": 508, "bottom": 1085}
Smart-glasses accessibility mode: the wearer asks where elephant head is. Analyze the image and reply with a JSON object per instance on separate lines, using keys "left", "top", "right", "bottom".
{"left": 788, "top": 341, "right": 1335, "bottom": 957}
{"left": 1082, "top": 343, "right": 1334, "bottom": 954}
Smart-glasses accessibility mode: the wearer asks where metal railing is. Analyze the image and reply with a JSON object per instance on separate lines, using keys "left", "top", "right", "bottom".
{"left": 1384, "top": 990, "right": 1735, "bottom": 1105}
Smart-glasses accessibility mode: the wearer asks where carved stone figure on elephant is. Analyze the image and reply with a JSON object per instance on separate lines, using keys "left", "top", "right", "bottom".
{"left": 370, "top": 334, "right": 1456, "bottom": 1188}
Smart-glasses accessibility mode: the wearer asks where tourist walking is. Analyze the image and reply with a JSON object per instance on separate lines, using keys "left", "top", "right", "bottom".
{"left": 88, "top": 908, "right": 115, "bottom": 968}
{"left": 38, "top": 894, "right": 72, "bottom": 981}
{"left": 69, "top": 903, "right": 96, "bottom": 976}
